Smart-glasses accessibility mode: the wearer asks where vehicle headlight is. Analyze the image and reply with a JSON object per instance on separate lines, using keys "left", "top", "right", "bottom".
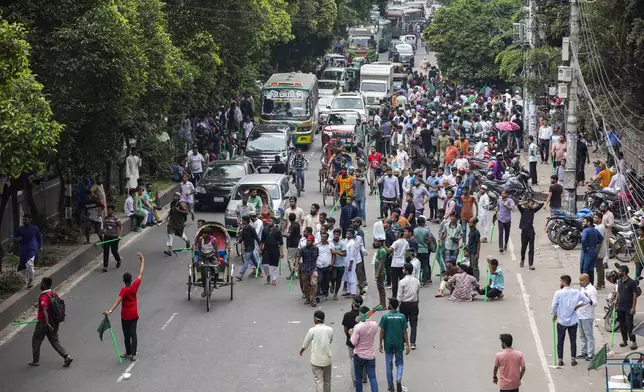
{"left": 225, "top": 209, "right": 237, "bottom": 218}
{"left": 196, "top": 186, "right": 206, "bottom": 194}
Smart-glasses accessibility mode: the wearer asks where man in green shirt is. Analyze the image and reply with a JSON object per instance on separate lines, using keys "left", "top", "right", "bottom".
{"left": 248, "top": 188, "right": 263, "bottom": 212}
{"left": 374, "top": 238, "right": 387, "bottom": 308}
{"left": 379, "top": 298, "right": 410, "bottom": 392}
{"left": 413, "top": 217, "right": 433, "bottom": 286}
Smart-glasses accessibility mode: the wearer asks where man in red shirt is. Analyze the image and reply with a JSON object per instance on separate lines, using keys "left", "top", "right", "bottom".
{"left": 29, "top": 276, "right": 73, "bottom": 367}
{"left": 367, "top": 146, "right": 383, "bottom": 195}
{"left": 493, "top": 334, "right": 525, "bottom": 392}
{"left": 104, "top": 252, "right": 145, "bottom": 361}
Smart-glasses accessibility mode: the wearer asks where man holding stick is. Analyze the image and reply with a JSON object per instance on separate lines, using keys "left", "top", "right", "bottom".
{"left": 102, "top": 204, "right": 123, "bottom": 272}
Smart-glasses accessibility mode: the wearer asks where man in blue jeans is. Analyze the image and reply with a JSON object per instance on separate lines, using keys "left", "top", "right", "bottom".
{"left": 236, "top": 216, "right": 261, "bottom": 281}
{"left": 379, "top": 298, "right": 410, "bottom": 392}
{"left": 580, "top": 216, "right": 602, "bottom": 285}
{"left": 350, "top": 305, "right": 379, "bottom": 392}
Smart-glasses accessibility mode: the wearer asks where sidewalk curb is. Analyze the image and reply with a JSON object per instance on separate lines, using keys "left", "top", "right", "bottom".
{"left": 0, "top": 184, "right": 180, "bottom": 332}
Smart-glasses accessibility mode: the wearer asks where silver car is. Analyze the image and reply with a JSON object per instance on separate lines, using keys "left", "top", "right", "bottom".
{"left": 224, "top": 174, "right": 294, "bottom": 229}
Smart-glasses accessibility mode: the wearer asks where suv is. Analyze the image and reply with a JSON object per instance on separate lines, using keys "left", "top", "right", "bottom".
{"left": 224, "top": 174, "right": 294, "bottom": 229}
{"left": 330, "top": 92, "right": 368, "bottom": 123}
{"left": 195, "top": 159, "right": 256, "bottom": 210}
{"left": 321, "top": 110, "right": 362, "bottom": 146}
{"left": 244, "top": 124, "right": 292, "bottom": 173}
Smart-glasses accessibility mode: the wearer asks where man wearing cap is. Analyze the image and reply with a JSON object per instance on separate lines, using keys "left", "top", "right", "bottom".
{"left": 282, "top": 196, "right": 305, "bottom": 233}
{"left": 299, "top": 235, "right": 320, "bottom": 306}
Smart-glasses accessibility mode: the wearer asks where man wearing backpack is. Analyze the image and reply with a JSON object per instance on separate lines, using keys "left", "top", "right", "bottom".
{"left": 29, "top": 276, "right": 73, "bottom": 367}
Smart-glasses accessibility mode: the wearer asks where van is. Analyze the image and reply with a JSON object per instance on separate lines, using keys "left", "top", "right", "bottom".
{"left": 360, "top": 64, "right": 394, "bottom": 110}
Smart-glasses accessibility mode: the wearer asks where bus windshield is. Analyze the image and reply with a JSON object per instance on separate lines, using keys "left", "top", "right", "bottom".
{"left": 261, "top": 89, "right": 310, "bottom": 120}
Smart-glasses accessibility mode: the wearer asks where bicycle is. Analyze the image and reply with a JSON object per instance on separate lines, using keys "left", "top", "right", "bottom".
{"left": 293, "top": 167, "right": 306, "bottom": 197}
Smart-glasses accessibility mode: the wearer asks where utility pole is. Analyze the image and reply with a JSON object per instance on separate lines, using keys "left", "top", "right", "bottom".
{"left": 562, "top": 0, "right": 580, "bottom": 214}
{"left": 524, "top": 0, "right": 537, "bottom": 151}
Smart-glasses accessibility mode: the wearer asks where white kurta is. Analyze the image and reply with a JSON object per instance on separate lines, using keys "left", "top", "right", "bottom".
{"left": 126, "top": 155, "right": 142, "bottom": 190}
{"left": 341, "top": 238, "right": 358, "bottom": 294}
{"left": 477, "top": 193, "right": 490, "bottom": 239}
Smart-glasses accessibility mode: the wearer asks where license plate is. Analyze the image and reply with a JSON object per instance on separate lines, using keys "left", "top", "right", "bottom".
{"left": 298, "top": 136, "right": 308, "bottom": 143}
{"left": 213, "top": 197, "right": 224, "bottom": 203}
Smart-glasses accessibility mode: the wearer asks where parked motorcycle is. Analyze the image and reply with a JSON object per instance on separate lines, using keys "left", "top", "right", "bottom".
{"left": 545, "top": 209, "right": 592, "bottom": 245}
{"left": 482, "top": 167, "right": 533, "bottom": 204}
{"left": 608, "top": 221, "right": 638, "bottom": 262}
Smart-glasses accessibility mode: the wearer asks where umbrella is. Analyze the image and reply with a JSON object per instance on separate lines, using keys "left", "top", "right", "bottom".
{"left": 495, "top": 121, "right": 520, "bottom": 132}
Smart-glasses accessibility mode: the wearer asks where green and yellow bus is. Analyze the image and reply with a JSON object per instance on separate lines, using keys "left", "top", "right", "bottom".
{"left": 260, "top": 73, "right": 318, "bottom": 147}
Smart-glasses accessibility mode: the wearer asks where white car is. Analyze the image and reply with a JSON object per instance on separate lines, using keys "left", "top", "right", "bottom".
{"left": 316, "top": 95, "right": 335, "bottom": 127}
{"left": 329, "top": 92, "right": 368, "bottom": 123}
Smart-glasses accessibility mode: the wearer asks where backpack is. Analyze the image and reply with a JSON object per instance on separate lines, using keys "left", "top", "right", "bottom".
{"left": 46, "top": 292, "right": 66, "bottom": 324}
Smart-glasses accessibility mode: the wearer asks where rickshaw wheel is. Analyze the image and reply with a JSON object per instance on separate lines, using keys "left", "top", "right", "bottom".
{"left": 322, "top": 186, "right": 327, "bottom": 206}
{"left": 204, "top": 268, "right": 211, "bottom": 312}
{"left": 318, "top": 169, "right": 323, "bottom": 192}
{"left": 235, "top": 241, "right": 241, "bottom": 257}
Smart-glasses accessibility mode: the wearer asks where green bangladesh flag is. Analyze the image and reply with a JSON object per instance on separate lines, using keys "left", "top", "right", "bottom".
{"left": 97, "top": 315, "right": 111, "bottom": 341}
{"left": 588, "top": 344, "right": 607, "bottom": 371}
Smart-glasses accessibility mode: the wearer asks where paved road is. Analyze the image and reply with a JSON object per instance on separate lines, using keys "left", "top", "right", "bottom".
{"left": 0, "top": 47, "right": 612, "bottom": 392}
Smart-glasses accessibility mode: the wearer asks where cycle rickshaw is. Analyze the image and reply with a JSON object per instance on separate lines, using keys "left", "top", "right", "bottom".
{"left": 188, "top": 221, "right": 234, "bottom": 311}
{"left": 319, "top": 151, "right": 353, "bottom": 206}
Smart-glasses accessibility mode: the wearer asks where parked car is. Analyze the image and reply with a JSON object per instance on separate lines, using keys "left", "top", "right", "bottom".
{"left": 321, "top": 110, "right": 362, "bottom": 146}
{"left": 195, "top": 159, "right": 256, "bottom": 210}
{"left": 244, "top": 124, "right": 292, "bottom": 173}
{"left": 329, "top": 92, "right": 368, "bottom": 123}
{"left": 224, "top": 174, "right": 294, "bottom": 229}
{"left": 316, "top": 95, "right": 335, "bottom": 129}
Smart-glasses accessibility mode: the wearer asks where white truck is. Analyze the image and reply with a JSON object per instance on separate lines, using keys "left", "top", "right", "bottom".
{"left": 359, "top": 64, "right": 394, "bottom": 112}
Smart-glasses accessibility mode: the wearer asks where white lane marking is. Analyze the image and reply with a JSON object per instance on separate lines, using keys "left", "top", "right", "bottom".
{"left": 0, "top": 224, "right": 158, "bottom": 347}
{"left": 516, "top": 273, "right": 556, "bottom": 392}
{"left": 508, "top": 238, "right": 517, "bottom": 261}
{"left": 160, "top": 312, "right": 178, "bottom": 330}
{"left": 117, "top": 362, "right": 137, "bottom": 382}
{"left": 310, "top": 151, "right": 316, "bottom": 157}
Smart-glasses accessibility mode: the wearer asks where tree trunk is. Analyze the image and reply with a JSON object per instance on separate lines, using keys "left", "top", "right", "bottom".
{"left": 105, "top": 161, "right": 113, "bottom": 203}
{"left": 21, "top": 173, "right": 40, "bottom": 223}
{"left": 0, "top": 182, "right": 13, "bottom": 273}
{"left": 10, "top": 183, "right": 20, "bottom": 237}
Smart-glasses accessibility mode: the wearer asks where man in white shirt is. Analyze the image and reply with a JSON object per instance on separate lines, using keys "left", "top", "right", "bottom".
{"left": 396, "top": 145, "right": 409, "bottom": 172}
{"left": 187, "top": 146, "right": 205, "bottom": 184}
{"left": 474, "top": 140, "right": 486, "bottom": 160}
{"left": 243, "top": 117, "right": 254, "bottom": 139}
{"left": 454, "top": 153, "right": 469, "bottom": 171}
{"left": 180, "top": 174, "right": 196, "bottom": 221}
{"left": 577, "top": 273, "right": 598, "bottom": 360}
{"left": 251, "top": 212, "right": 264, "bottom": 278}
{"left": 315, "top": 232, "right": 333, "bottom": 300}
{"left": 607, "top": 168, "right": 626, "bottom": 191}
{"left": 538, "top": 123, "right": 553, "bottom": 164}
{"left": 373, "top": 113, "right": 382, "bottom": 127}
{"left": 300, "top": 310, "right": 334, "bottom": 392}
{"left": 397, "top": 262, "right": 421, "bottom": 349}
{"left": 390, "top": 229, "right": 409, "bottom": 299}
{"left": 405, "top": 249, "right": 421, "bottom": 281}
{"left": 402, "top": 169, "right": 413, "bottom": 196}
{"left": 123, "top": 189, "right": 145, "bottom": 230}
{"left": 550, "top": 274, "right": 590, "bottom": 367}
{"left": 477, "top": 185, "right": 490, "bottom": 242}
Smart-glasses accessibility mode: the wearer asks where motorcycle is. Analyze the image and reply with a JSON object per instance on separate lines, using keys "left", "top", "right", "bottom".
{"left": 482, "top": 168, "right": 533, "bottom": 204}
{"left": 556, "top": 216, "right": 586, "bottom": 250}
{"left": 545, "top": 209, "right": 592, "bottom": 245}
{"left": 608, "top": 221, "right": 638, "bottom": 262}
{"left": 584, "top": 183, "right": 634, "bottom": 219}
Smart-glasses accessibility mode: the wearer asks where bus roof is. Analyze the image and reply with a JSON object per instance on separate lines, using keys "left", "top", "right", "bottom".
{"left": 264, "top": 73, "right": 317, "bottom": 89}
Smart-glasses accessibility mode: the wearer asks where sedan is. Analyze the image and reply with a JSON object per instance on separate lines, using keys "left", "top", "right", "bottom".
{"left": 195, "top": 160, "right": 256, "bottom": 210}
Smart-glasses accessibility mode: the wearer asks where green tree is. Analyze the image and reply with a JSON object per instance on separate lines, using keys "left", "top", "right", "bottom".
{"left": 0, "top": 18, "right": 62, "bottom": 240}
{"left": 424, "top": 0, "right": 519, "bottom": 83}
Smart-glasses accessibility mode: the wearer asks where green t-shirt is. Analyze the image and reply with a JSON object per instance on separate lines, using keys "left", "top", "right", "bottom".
{"left": 248, "top": 195, "right": 263, "bottom": 211}
{"left": 375, "top": 246, "right": 387, "bottom": 277}
{"left": 379, "top": 311, "right": 408, "bottom": 353}
{"left": 413, "top": 226, "right": 430, "bottom": 254}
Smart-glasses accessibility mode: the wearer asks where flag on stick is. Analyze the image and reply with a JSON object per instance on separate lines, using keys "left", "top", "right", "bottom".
{"left": 97, "top": 315, "right": 122, "bottom": 364}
